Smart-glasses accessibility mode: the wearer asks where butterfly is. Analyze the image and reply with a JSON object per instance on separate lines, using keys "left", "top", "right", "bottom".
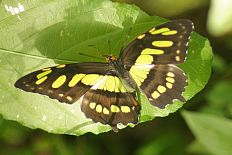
{"left": 15, "top": 19, "right": 194, "bottom": 132}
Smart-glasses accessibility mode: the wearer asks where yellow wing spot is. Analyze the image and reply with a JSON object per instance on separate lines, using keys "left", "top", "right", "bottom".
{"left": 166, "top": 82, "right": 173, "bottom": 89}
{"left": 129, "top": 66, "right": 148, "bottom": 86}
{"left": 150, "top": 27, "right": 170, "bottom": 35}
{"left": 97, "top": 76, "right": 107, "bottom": 90}
{"left": 66, "top": 96, "right": 72, "bottom": 101}
{"left": 130, "top": 65, "right": 153, "bottom": 86}
{"left": 89, "top": 102, "right": 96, "bottom": 109}
{"left": 48, "top": 90, "right": 53, "bottom": 93}
{"left": 129, "top": 67, "right": 141, "bottom": 86}
{"left": 152, "top": 41, "right": 173, "bottom": 47}
{"left": 81, "top": 74, "right": 99, "bottom": 85}
{"left": 96, "top": 105, "right": 102, "bottom": 113}
{"left": 56, "top": 64, "right": 66, "bottom": 68}
{"left": 167, "top": 72, "right": 175, "bottom": 77}
{"left": 149, "top": 28, "right": 156, "bottom": 33}
{"left": 42, "top": 67, "right": 51, "bottom": 71}
{"left": 111, "top": 105, "right": 120, "bottom": 113}
{"left": 176, "top": 50, "right": 180, "bottom": 54}
{"left": 59, "top": 93, "right": 64, "bottom": 97}
{"left": 103, "top": 82, "right": 108, "bottom": 91}
{"left": 137, "top": 34, "right": 145, "bottom": 39}
{"left": 118, "top": 84, "right": 127, "bottom": 93}
{"left": 52, "top": 75, "right": 67, "bottom": 88}
{"left": 152, "top": 91, "right": 160, "bottom": 99}
{"left": 114, "top": 77, "right": 127, "bottom": 93}
{"left": 37, "top": 70, "right": 52, "bottom": 79}
{"left": 35, "top": 76, "right": 48, "bottom": 85}
{"left": 135, "top": 55, "right": 153, "bottom": 65}
{"left": 90, "top": 75, "right": 104, "bottom": 85}
{"left": 166, "top": 77, "right": 175, "bottom": 83}
{"left": 113, "top": 76, "right": 120, "bottom": 92}
{"left": 157, "top": 85, "right": 166, "bottom": 93}
{"left": 141, "top": 48, "right": 164, "bottom": 55}
{"left": 132, "top": 66, "right": 148, "bottom": 79}
{"left": 121, "top": 106, "right": 130, "bottom": 113}
{"left": 176, "top": 56, "right": 180, "bottom": 61}
{"left": 103, "top": 107, "right": 110, "bottom": 115}
{"left": 162, "top": 30, "right": 178, "bottom": 35}
{"left": 68, "top": 74, "right": 85, "bottom": 87}
{"left": 105, "top": 76, "right": 115, "bottom": 92}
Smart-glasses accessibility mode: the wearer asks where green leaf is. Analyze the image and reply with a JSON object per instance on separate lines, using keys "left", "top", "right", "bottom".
{"left": 182, "top": 111, "right": 232, "bottom": 155}
{"left": 0, "top": 0, "right": 212, "bottom": 135}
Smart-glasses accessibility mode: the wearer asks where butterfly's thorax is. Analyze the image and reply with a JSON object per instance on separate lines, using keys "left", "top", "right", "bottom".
{"left": 109, "top": 59, "right": 137, "bottom": 93}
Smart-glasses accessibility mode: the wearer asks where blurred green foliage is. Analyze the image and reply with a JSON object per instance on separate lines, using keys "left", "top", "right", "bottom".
{"left": 183, "top": 111, "right": 232, "bottom": 155}
{"left": 0, "top": 0, "right": 232, "bottom": 155}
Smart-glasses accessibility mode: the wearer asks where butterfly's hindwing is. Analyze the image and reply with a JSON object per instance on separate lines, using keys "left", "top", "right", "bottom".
{"left": 120, "top": 19, "right": 194, "bottom": 68}
{"left": 15, "top": 63, "right": 110, "bottom": 104}
{"left": 139, "top": 65, "right": 187, "bottom": 108}
{"left": 81, "top": 74, "right": 140, "bottom": 127}
{"left": 81, "top": 89, "right": 140, "bottom": 127}
{"left": 129, "top": 64, "right": 187, "bottom": 108}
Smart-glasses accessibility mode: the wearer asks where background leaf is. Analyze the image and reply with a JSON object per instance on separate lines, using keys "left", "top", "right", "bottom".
{"left": 182, "top": 111, "right": 232, "bottom": 155}
{"left": 201, "top": 81, "right": 232, "bottom": 117}
{"left": 0, "top": 0, "right": 212, "bottom": 135}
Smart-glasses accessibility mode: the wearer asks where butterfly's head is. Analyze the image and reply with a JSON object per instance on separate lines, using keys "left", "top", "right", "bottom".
{"left": 105, "top": 55, "right": 117, "bottom": 62}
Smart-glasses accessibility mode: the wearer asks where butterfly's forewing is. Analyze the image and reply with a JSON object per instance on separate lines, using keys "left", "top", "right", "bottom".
{"left": 120, "top": 19, "right": 194, "bottom": 68}
{"left": 15, "top": 63, "right": 110, "bottom": 104}
{"left": 120, "top": 19, "right": 194, "bottom": 108}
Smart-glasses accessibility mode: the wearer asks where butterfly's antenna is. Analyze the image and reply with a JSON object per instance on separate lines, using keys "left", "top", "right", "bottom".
{"left": 88, "top": 45, "right": 105, "bottom": 58}
{"left": 108, "top": 40, "right": 111, "bottom": 55}
{"left": 119, "top": 27, "right": 133, "bottom": 55}
{"left": 78, "top": 52, "right": 105, "bottom": 60}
